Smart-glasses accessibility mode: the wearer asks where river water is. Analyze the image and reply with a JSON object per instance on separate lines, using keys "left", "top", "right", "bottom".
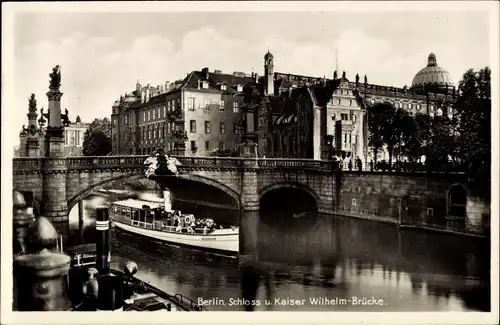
{"left": 68, "top": 190, "right": 490, "bottom": 312}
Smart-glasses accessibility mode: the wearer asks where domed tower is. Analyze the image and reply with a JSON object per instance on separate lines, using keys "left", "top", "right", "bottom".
{"left": 264, "top": 50, "right": 274, "bottom": 96}
{"left": 411, "top": 53, "right": 454, "bottom": 94}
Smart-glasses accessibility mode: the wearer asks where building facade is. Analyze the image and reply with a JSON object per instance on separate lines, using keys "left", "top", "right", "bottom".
{"left": 111, "top": 70, "right": 257, "bottom": 156}
{"left": 245, "top": 51, "right": 457, "bottom": 168}
{"left": 110, "top": 51, "right": 457, "bottom": 165}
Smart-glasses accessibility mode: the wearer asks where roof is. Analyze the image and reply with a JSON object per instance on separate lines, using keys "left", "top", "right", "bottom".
{"left": 411, "top": 53, "right": 453, "bottom": 89}
{"left": 269, "top": 79, "right": 341, "bottom": 126}
{"left": 181, "top": 70, "right": 255, "bottom": 94}
{"left": 113, "top": 198, "right": 163, "bottom": 210}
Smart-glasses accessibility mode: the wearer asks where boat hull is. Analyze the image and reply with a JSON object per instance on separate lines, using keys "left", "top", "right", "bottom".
{"left": 112, "top": 220, "right": 239, "bottom": 254}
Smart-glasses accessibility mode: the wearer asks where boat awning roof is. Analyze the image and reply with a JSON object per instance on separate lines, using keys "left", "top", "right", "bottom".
{"left": 113, "top": 198, "right": 164, "bottom": 210}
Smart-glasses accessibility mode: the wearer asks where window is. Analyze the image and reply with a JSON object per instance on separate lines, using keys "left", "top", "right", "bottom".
{"left": 204, "top": 99, "right": 210, "bottom": 110}
{"left": 202, "top": 81, "right": 209, "bottom": 89}
{"left": 205, "top": 121, "right": 211, "bottom": 134}
{"left": 349, "top": 100, "right": 353, "bottom": 106}
{"left": 233, "top": 102, "right": 239, "bottom": 113}
{"left": 331, "top": 114, "right": 336, "bottom": 121}
{"left": 219, "top": 100, "right": 225, "bottom": 112}
{"left": 430, "top": 105, "right": 434, "bottom": 112}
{"left": 219, "top": 141, "right": 224, "bottom": 149}
{"left": 205, "top": 141, "right": 210, "bottom": 151}
{"left": 188, "top": 97, "right": 195, "bottom": 110}
{"left": 398, "top": 102, "right": 403, "bottom": 109}
{"left": 190, "top": 120, "right": 196, "bottom": 133}
{"left": 417, "top": 104, "right": 421, "bottom": 111}
{"left": 220, "top": 122, "right": 225, "bottom": 134}
{"left": 191, "top": 141, "right": 196, "bottom": 151}
{"left": 236, "top": 85, "right": 243, "bottom": 92}
{"left": 220, "top": 84, "right": 227, "bottom": 91}
{"left": 125, "top": 115, "right": 128, "bottom": 124}
{"left": 349, "top": 133, "right": 352, "bottom": 144}
{"left": 148, "top": 110, "right": 151, "bottom": 121}
{"left": 408, "top": 103, "right": 413, "bottom": 110}
{"left": 344, "top": 133, "right": 347, "bottom": 143}
{"left": 157, "top": 107, "right": 160, "bottom": 119}
{"left": 167, "top": 101, "right": 171, "bottom": 111}
{"left": 337, "top": 99, "right": 341, "bottom": 105}
{"left": 341, "top": 113, "right": 349, "bottom": 121}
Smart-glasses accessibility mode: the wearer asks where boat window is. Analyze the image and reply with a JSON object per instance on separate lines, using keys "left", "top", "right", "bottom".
{"left": 145, "top": 211, "right": 155, "bottom": 224}
{"left": 132, "top": 210, "right": 139, "bottom": 221}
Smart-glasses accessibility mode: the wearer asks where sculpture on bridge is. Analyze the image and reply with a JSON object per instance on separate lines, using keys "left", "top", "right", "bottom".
{"left": 49, "top": 65, "right": 61, "bottom": 89}
{"left": 61, "top": 108, "right": 71, "bottom": 127}
{"left": 143, "top": 148, "right": 182, "bottom": 178}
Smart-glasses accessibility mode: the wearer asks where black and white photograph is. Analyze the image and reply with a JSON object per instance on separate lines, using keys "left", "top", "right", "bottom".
{"left": 1, "top": 1, "right": 498, "bottom": 324}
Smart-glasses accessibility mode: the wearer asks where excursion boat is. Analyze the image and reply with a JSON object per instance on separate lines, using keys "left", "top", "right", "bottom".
{"left": 110, "top": 189, "right": 239, "bottom": 255}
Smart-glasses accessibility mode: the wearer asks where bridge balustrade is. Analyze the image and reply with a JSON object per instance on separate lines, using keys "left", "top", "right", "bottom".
{"left": 13, "top": 156, "right": 334, "bottom": 172}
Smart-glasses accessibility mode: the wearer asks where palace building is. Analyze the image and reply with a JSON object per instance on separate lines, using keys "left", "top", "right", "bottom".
{"left": 244, "top": 51, "right": 457, "bottom": 167}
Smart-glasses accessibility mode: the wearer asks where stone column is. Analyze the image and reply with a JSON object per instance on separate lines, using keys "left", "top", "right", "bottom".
{"left": 26, "top": 95, "right": 41, "bottom": 157}
{"left": 312, "top": 106, "right": 322, "bottom": 160}
{"left": 239, "top": 103, "right": 258, "bottom": 158}
{"left": 41, "top": 66, "right": 69, "bottom": 239}
{"left": 44, "top": 87, "right": 64, "bottom": 158}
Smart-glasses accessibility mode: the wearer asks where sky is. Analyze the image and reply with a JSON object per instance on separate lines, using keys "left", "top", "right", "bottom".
{"left": 6, "top": 5, "right": 494, "bottom": 146}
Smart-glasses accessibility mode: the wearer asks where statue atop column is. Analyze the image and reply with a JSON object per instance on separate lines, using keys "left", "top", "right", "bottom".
{"left": 49, "top": 65, "right": 61, "bottom": 89}
{"left": 29, "top": 94, "right": 37, "bottom": 111}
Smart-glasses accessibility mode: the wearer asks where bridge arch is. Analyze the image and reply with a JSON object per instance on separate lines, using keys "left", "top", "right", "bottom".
{"left": 67, "top": 172, "right": 241, "bottom": 211}
{"left": 259, "top": 182, "right": 320, "bottom": 207}
{"left": 446, "top": 183, "right": 469, "bottom": 217}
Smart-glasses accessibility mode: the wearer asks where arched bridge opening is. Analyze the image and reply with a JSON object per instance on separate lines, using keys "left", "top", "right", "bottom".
{"left": 259, "top": 183, "right": 319, "bottom": 227}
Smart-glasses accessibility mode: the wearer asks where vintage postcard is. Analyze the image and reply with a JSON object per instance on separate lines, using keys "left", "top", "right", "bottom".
{"left": 1, "top": 1, "right": 498, "bottom": 324}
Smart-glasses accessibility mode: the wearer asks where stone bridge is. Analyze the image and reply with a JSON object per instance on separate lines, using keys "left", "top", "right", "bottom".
{"left": 13, "top": 155, "right": 490, "bottom": 246}
{"left": 13, "top": 155, "right": 336, "bottom": 217}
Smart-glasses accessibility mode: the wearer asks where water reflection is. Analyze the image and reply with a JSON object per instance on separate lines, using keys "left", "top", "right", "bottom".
{"left": 68, "top": 190, "right": 490, "bottom": 311}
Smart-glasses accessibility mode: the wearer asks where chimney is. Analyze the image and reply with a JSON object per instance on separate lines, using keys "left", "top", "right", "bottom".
{"left": 141, "top": 90, "right": 145, "bottom": 104}
{"left": 202, "top": 67, "right": 209, "bottom": 80}
{"left": 163, "top": 189, "right": 173, "bottom": 213}
{"left": 197, "top": 79, "right": 201, "bottom": 89}
{"left": 165, "top": 81, "right": 169, "bottom": 92}
{"left": 254, "top": 73, "right": 259, "bottom": 83}
{"left": 146, "top": 84, "right": 150, "bottom": 102}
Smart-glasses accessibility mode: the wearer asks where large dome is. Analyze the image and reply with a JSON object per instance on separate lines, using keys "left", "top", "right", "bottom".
{"left": 411, "top": 53, "right": 453, "bottom": 92}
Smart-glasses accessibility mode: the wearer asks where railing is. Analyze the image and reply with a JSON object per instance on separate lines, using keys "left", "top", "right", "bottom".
{"left": 12, "top": 155, "right": 467, "bottom": 175}
{"left": 13, "top": 155, "right": 336, "bottom": 172}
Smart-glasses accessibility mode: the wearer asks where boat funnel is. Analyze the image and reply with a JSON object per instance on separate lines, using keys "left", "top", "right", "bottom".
{"left": 95, "top": 208, "right": 110, "bottom": 276}
{"left": 163, "top": 190, "right": 172, "bottom": 213}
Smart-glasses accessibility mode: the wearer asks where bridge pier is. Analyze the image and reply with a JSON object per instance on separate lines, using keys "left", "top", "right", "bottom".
{"left": 239, "top": 210, "right": 260, "bottom": 259}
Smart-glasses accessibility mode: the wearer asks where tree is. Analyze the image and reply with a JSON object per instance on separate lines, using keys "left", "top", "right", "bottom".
{"left": 367, "top": 102, "right": 389, "bottom": 162}
{"left": 82, "top": 118, "right": 112, "bottom": 156}
{"left": 455, "top": 67, "right": 491, "bottom": 178}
